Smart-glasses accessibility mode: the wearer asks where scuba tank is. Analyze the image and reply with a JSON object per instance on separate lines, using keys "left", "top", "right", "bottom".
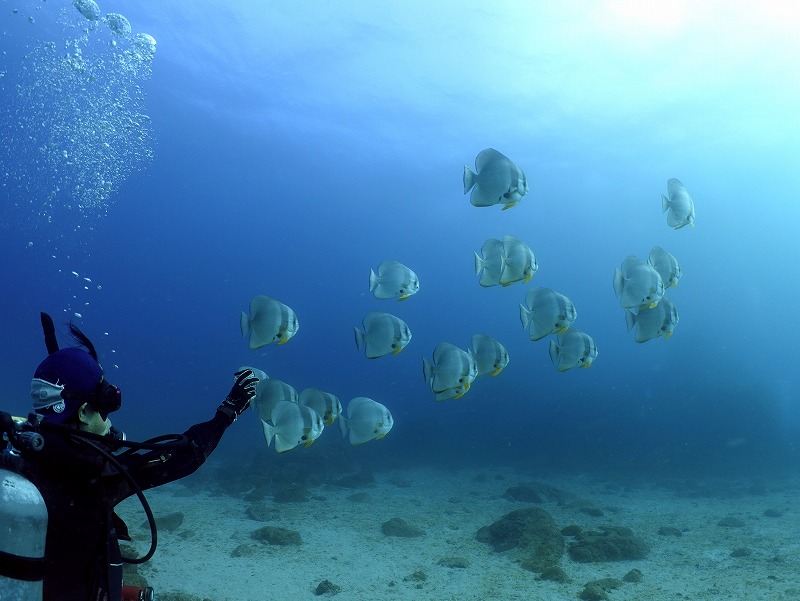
{"left": 0, "top": 414, "right": 47, "bottom": 601}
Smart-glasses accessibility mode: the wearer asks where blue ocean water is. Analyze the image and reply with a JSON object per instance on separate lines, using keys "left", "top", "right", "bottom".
{"left": 2, "top": 0, "right": 799, "bottom": 479}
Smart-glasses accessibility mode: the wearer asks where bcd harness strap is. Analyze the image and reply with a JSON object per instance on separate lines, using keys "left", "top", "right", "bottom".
{"left": 0, "top": 549, "right": 45, "bottom": 582}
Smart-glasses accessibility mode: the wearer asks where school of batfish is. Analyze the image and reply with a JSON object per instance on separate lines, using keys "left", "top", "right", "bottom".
{"left": 238, "top": 149, "right": 694, "bottom": 452}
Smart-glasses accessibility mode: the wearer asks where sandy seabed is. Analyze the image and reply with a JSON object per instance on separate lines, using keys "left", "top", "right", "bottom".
{"left": 116, "top": 465, "right": 800, "bottom": 601}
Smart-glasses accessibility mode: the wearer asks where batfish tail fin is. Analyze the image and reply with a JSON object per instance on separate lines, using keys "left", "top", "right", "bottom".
{"left": 463, "top": 165, "right": 476, "bottom": 194}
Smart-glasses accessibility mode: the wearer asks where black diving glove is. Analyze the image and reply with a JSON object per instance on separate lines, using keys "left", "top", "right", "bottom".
{"left": 217, "top": 369, "right": 258, "bottom": 424}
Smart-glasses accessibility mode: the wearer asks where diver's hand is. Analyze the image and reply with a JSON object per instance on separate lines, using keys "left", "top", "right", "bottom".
{"left": 217, "top": 369, "right": 258, "bottom": 424}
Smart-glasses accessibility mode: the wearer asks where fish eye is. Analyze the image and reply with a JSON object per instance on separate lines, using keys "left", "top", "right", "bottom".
{"left": 391, "top": 343, "right": 397, "bottom": 348}
{"left": 276, "top": 332, "right": 283, "bottom": 338}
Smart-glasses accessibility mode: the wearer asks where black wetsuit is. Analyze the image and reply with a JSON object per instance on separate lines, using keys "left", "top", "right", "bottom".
{"left": 20, "top": 411, "right": 231, "bottom": 601}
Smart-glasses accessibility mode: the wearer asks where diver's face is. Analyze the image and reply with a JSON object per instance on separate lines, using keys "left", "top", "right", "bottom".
{"left": 77, "top": 403, "right": 112, "bottom": 436}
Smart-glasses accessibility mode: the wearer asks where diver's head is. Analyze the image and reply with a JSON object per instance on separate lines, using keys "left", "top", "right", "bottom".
{"left": 31, "top": 313, "right": 121, "bottom": 434}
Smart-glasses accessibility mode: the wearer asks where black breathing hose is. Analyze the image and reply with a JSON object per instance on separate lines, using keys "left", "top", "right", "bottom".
{"left": 74, "top": 435, "right": 159, "bottom": 564}
{"left": 47, "top": 424, "right": 193, "bottom": 564}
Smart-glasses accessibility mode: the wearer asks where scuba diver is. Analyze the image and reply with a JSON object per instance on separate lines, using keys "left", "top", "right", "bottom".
{"left": 0, "top": 313, "right": 257, "bottom": 601}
